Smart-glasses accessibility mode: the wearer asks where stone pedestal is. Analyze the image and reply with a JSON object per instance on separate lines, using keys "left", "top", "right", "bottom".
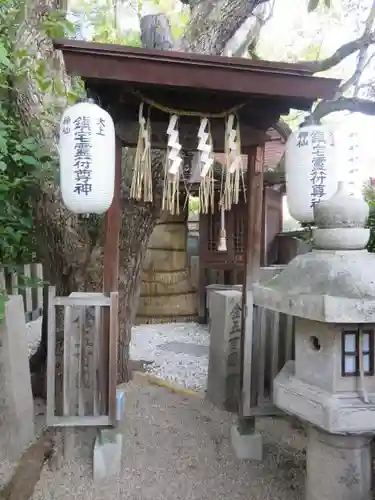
{"left": 230, "top": 424, "right": 263, "bottom": 461}
{"left": 306, "top": 427, "right": 371, "bottom": 500}
{"left": 93, "top": 388, "right": 126, "bottom": 481}
{"left": 207, "top": 289, "right": 242, "bottom": 412}
{"left": 0, "top": 296, "right": 34, "bottom": 461}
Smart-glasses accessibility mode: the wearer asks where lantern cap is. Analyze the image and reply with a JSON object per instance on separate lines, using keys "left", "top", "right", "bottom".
{"left": 252, "top": 181, "right": 375, "bottom": 324}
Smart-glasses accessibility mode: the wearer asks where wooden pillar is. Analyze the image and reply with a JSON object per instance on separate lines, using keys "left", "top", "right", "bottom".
{"left": 261, "top": 186, "right": 267, "bottom": 267}
{"left": 101, "top": 135, "right": 121, "bottom": 419}
{"left": 103, "top": 136, "right": 121, "bottom": 294}
{"left": 239, "top": 144, "right": 264, "bottom": 420}
{"left": 198, "top": 213, "right": 208, "bottom": 323}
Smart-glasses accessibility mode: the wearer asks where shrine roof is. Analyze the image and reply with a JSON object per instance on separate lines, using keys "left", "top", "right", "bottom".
{"left": 54, "top": 39, "right": 340, "bottom": 151}
{"left": 55, "top": 39, "right": 338, "bottom": 106}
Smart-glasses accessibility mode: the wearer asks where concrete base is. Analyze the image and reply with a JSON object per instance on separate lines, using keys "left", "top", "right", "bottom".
{"left": 93, "top": 388, "right": 126, "bottom": 482}
{"left": 230, "top": 424, "right": 263, "bottom": 461}
{"left": 306, "top": 427, "right": 372, "bottom": 500}
{"left": 93, "top": 429, "right": 123, "bottom": 481}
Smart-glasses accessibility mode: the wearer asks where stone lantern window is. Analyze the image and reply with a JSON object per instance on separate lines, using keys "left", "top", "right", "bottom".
{"left": 341, "top": 328, "right": 374, "bottom": 377}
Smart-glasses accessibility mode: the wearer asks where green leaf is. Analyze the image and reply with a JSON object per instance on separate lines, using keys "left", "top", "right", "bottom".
{"left": 0, "top": 42, "right": 11, "bottom": 69}
{"left": 37, "top": 79, "right": 52, "bottom": 92}
{"left": 307, "top": 0, "right": 320, "bottom": 12}
{"left": 21, "top": 155, "right": 38, "bottom": 167}
{"left": 0, "top": 160, "right": 7, "bottom": 171}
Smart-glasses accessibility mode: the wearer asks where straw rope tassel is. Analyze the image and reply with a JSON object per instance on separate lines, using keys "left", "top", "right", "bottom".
{"left": 130, "top": 103, "right": 153, "bottom": 202}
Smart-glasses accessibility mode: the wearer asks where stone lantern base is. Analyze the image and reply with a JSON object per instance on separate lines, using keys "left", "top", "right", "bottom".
{"left": 274, "top": 362, "right": 375, "bottom": 435}
{"left": 274, "top": 362, "right": 374, "bottom": 500}
{"left": 306, "top": 427, "right": 371, "bottom": 500}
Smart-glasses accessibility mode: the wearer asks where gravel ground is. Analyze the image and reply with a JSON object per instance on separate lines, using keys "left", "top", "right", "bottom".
{"left": 27, "top": 318, "right": 210, "bottom": 392}
{"left": 31, "top": 381, "right": 307, "bottom": 500}
{"left": 130, "top": 322, "right": 209, "bottom": 392}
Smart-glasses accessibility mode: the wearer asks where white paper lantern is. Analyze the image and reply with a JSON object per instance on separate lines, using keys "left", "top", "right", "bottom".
{"left": 285, "top": 124, "right": 340, "bottom": 223}
{"left": 59, "top": 100, "right": 115, "bottom": 214}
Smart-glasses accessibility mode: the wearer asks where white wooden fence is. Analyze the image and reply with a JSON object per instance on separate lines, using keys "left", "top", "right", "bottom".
{"left": 0, "top": 264, "right": 44, "bottom": 322}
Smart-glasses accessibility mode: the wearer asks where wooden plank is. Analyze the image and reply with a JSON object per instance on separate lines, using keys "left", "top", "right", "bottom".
{"left": 48, "top": 415, "right": 112, "bottom": 427}
{"left": 53, "top": 295, "right": 111, "bottom": 307}
{"left": 256, "top": 307, "right": 267, "bottom": 406}
{"left": 116, "top": 119, "right": 268, "bottom": 151}
{"left": 270, "top": 311, "right": 280, "bottom": 385}
{"left": 36, "top": 263, "right": 44, "bottom": 315}
{"left": 62, "top": 306, "right": 77, "bottom": 460}
{"left": 198, "top": 214, "right": 208, "bottom": 323}
{"left": 261, "top": 187, "right": 267, "bottom": 266}
{"left": 23, "top": 264, "right": 33, "bottom": 321}
{"left": 10, "top": 270, "right": 19, "bottom": 296}
{"left": 82, "top": 304, "right": 96, "bottom": 416}
{"left": 46, "top": 286, "right": 56, "bottom": 423}
{"left": 109, "top": 292, "right": 119, "bottom": 425}
{"left": 63, "top": 306, "right": 71, "bottom": 416}
{"left": 247, "top": 404, "right": 285, "bottom": 417}
{"left": 93, "top": 306, "right": 102, "bottom": 416}
{"left": 30, "top": 263, "right": 44, "bottom": 320}
{"left": 285, "top": 314, "right": 294, "bottom": 361}
{"left": 78, "top": 307, "right": 85, "bottom": 416}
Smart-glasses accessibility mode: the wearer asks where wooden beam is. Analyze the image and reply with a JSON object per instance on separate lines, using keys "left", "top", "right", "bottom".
{"left": 239, "top": 144, "right": 264, "bottom": 418}
{"left": 101, "top": 136, "right": 122, "bottom": 414}
{"left": 115, "top": 120, "right": 269, "bottom": 151}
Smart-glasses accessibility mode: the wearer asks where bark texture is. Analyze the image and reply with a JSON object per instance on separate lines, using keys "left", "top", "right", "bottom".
{"left": 181, "top": 0, "right": 269, "bottom": 54}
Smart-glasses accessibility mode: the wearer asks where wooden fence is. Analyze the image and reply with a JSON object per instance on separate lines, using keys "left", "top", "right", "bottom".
{"left": 0, "top": 264, "right": 44, "bottom": 322}
{"left": 243, "top": 305, "right": 295, "bottom": 417}
{"left": 46, "top": 288, "right": 119, "bottom": 427}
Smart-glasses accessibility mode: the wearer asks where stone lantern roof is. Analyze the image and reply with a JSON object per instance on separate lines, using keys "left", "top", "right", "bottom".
{"left": 253, "top": 182, "right": 375, "bottom": 323}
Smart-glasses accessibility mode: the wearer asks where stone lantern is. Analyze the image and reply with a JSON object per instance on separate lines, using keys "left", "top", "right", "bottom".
{"left": 253, "top": 182, "right": 374, "bottom": 500}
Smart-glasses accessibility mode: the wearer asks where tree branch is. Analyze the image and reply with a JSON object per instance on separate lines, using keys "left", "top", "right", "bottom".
{"left": 310, "top": 96, "right": 375, "bottom": 122}
{"left": 223, "top": 2, "right": 272, "bottom": 57}
{"left": 337, "top": 0, "right": 375, "bottom": 96}
{"left": 297, "top": 32, "right": 375, "bottom": 74}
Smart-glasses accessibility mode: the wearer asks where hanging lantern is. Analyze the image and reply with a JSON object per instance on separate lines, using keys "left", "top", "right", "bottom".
{"left": 285, "top": 123, "right": 339, "bottom": 223}
{"left": 59, "top": 99, "right": 115, "bottom": 214}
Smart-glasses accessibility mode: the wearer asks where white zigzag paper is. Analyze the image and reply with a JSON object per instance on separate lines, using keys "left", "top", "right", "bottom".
{"left": 197, "top": 117, "right": 213, "bottom": 179}
{"left": 167, "top": 114, "right": 182, "bottom": 175}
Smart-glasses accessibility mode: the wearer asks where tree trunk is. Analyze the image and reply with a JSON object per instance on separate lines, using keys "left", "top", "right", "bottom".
{"left": 117, "top": 200, "right": 157, "bottom": 382}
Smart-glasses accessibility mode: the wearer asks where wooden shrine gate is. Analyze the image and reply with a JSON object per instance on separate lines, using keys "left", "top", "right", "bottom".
{"left": 46, "top": 287, "right": 119, "bottom": 427}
